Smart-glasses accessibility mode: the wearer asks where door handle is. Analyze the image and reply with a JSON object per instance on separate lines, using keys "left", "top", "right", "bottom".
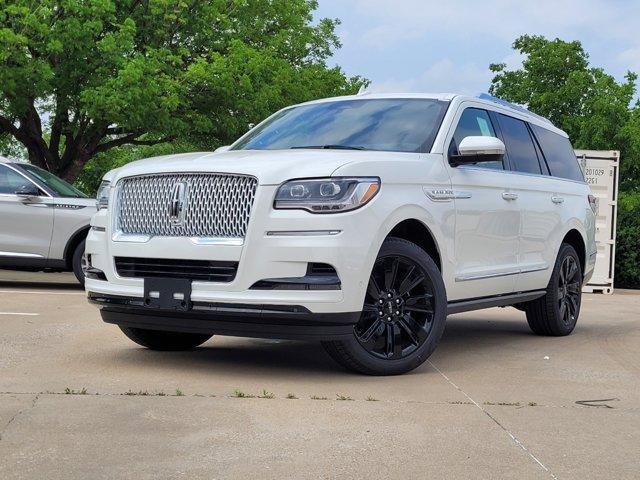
{"left": 502, "top": 192, "right": 518, "bottom": 201}
{"left": 551, "top": 195, "right": 565, "bottom": 204}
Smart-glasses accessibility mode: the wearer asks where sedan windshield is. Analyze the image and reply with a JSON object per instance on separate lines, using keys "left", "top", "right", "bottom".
{"left": 232, "top": 98, "right": 449, "bottom": 153}
{"left": 19, "top": 164, "right": 87, "bottom": 198}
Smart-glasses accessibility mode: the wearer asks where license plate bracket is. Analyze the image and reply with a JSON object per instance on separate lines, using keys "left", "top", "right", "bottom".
{"left": 144, "top": 278, "right": 192, "bottom": 311}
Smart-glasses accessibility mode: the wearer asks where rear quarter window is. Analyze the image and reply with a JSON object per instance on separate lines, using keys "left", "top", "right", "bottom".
{"left": 531, "top": 125, "right": 584, "bottom": 182}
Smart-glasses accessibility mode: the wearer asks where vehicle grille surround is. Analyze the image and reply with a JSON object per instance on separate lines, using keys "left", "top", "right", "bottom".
{"left": 116, "top": 173, "right": 258, "bottom": 238}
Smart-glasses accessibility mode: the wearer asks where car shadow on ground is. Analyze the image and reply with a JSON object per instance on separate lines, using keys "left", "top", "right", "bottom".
{"left": 111, "top": 337, "right": 346, "bottom": 377}
{"left": 0, "top": 279, "right": 84, "bottom": 290}
{"left": 105, "top": 315, "right": 544, "bottom": 378}
{"left": 0, "top": 269, "right": 82, "bottom": 290}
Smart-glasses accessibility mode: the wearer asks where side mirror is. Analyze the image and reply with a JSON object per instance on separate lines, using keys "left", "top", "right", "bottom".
{"left": 15, "top": 184, "right": 41, "bottom": 198}
{"left": 450, "top": 136, "right": 505, "bottom": 167}
{"left": 214, "top": 145, "right": 231, "bottom": 153}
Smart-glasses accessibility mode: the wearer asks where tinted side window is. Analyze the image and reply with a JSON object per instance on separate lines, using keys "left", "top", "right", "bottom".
{"left": 531, "top": 125, "right": 584, "bottom": 181}
{"left": 0, "top": 165, "right": 33, "bottom": 194}
{"left": 497, "top": 114, "right": 541, "bottom": 175}
{"left": 449, "top": 108, "right": 503, "bottom": 170}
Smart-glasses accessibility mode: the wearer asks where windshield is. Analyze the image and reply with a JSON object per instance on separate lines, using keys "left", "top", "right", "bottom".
{"left": 232, "top": 98, "right": 449, "bottom": 153}
{"left": 19, "top": 164, "right": 87, "bottom": 198}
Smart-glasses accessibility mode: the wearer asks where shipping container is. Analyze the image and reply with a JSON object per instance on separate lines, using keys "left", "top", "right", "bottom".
{"left": 576, "top": 150, "right": 619, "bottom": 294}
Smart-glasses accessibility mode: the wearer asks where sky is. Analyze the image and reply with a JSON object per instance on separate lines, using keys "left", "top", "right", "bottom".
{"left": 315, "top": 0, "right": 640, "bottom": 96}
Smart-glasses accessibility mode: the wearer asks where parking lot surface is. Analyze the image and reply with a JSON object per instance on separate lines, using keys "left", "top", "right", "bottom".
{"left": 0, "top": 271, "right": 639, "bottom": 479}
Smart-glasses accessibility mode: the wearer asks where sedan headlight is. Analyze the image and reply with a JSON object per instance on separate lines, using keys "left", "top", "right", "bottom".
{"left": 274, "top": 177, "right": 380, "bottom": 213}
{"left": 96, "top": 180, "right": 111, "bottom": 210}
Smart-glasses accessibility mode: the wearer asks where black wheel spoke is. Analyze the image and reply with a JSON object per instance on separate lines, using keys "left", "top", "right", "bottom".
{"left": 398, "top": 273, "right": 425, "bottom": 296}
{"left": 566, "top": 295, "right": 578, "bottom": 317}
{"left": 367, "top": 275, "right": 382, "bottom": 300}
{"left": 567, "top": 258, "right": 578, "bottom": 281}
{"left": 567, "top": 281, "right": 581, "bottom": 294}
{"left": 384, "top": 258, "right": 399, "bottom": 291}
{"left": 360, "top": 319, "right": 383, "bottom": 345}
{"left": 397, "top": 265, "right": 415, "bottom": 294}
{"left": 399, "top": 314, "right": 429, "bottom": 345}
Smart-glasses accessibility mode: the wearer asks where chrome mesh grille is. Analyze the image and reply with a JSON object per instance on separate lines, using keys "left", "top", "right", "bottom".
{"left": 116, "top": 173, "right": 258, "bottom": 238}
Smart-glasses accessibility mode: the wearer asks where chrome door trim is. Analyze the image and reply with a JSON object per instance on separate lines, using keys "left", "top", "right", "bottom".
{"left": 455, "top": 264, "right": 548, "bottom": 282}
{"left": 455, "top": 269, "right": 520, "bottom": 282}
{"left": 0, "top": 251, "right": 44, "bottom": 258}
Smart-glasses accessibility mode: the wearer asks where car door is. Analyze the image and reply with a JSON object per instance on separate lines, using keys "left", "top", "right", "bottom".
{"left": 0, "top": 164, "right": 54, "bottom": 259}
{"left": 494, "top": 114, "right": 563, "bottom": 293}
{"left": 446, "top": 105, "right": 520, "bottom": 300}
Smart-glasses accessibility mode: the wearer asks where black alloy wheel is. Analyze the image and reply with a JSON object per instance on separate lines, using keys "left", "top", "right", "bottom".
{"left": 321, "top": 237, "right": 447, "bottom": 375}
{"left": 524, "top": 243, "right": 582, "bottom": 336}
{"left": 557, "top": 255, "right": 581, "bottom": 326}
{"left": 356, "top": 255, "right": 435, "bottom": 359}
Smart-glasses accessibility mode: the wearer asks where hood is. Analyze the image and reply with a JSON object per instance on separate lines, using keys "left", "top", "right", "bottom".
{"left": 110, "top": 149, "right": 376, "bottom": 185}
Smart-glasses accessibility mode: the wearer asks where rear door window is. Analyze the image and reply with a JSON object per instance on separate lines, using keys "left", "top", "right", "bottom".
{"left": 530, "top": 125, "right": 584, "bottom": 181}
{"left": 449, "top": 108, "right": 503, "bottom": 170}
{"left": 497, "top": 114, "right": 542, "bottom": 175}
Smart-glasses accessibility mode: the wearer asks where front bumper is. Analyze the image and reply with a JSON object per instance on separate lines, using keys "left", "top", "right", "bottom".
{"left": 85, "top": 183, "right": 390, "bottom": 318}
{"left": 90, "top": 293, "right": 358, "bottom": 340}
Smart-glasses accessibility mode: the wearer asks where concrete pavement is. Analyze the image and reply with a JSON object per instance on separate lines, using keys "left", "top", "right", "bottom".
{"left": 0, "top": 270, "right": 639, "bottom": 479}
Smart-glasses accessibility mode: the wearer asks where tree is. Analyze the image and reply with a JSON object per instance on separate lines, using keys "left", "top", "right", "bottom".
{"left": 0, "top": 0, "right": 365, "bottom": 181}
{"left": 489, "top": 35, "right": 639, "bottom": 190}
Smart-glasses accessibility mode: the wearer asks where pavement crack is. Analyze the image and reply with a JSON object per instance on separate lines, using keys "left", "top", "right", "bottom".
{"left": 575, "top": 398, "right": 619, "bottom": 409}
{"left": 428, "top": 360, "right": 559, "bottom": 480}
{"left": 0, "top": 394, "right": 39, "bottom": 442}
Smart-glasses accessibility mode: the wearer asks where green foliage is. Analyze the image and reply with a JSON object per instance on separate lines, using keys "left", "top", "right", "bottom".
{"left": 490, "top": 35, "right": 640, "bottom": 288}
{"left": 74, "top": 141, "right": 196, "bottom": 195}
{"left": 616, "top": 192, "right": 640, "bottom": 288}
{"left": 0, "top": 0, "right": 365, "bottom": 181}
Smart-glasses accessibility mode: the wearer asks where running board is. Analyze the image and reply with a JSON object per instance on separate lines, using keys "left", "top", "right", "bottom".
{"left": 447, "top": 290, "right": 546, "bottom": 315}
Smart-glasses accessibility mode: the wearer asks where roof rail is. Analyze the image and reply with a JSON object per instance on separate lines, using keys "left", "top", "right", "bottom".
{"left": 476, "top": 93, "right": 554, "bottom": 126}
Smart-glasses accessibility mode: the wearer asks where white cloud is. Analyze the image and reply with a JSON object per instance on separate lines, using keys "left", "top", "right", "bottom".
{"left": 349, "top": 0, "right": 640, "bottom": 49}
{"left": 617, "top": 47, "right": 640, "bottom": 74}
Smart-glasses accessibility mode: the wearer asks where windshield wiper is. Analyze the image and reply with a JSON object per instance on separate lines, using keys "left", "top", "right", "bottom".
{"left": 291, "top": 144, "right": 367, "bottom": 150}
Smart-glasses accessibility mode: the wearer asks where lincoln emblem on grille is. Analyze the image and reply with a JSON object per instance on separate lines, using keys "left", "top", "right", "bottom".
{"left": 168, "top": 181, "right": 188, "bottom": 225}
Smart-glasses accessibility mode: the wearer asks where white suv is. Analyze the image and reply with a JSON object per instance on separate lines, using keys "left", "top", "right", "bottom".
{"left": 85, "top": 93, "right": 596, "bottom": 375}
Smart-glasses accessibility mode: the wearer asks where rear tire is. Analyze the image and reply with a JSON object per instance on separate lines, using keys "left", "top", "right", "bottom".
{"left": 72, "top": 240, "right": 86, "bottom": 287}
{"left": 322, "top": 237, "right": 447, "bottom": 375}
{"left": 524, "top": 243, "right": 582, "bottom": 336}
{"left": 119, "top": 326, "right": 213, "bottom": 351}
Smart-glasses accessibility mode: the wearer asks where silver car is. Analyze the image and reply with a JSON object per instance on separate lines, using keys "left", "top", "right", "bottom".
{"left": 0, "top": 157, "right": 96, "bottom": 285}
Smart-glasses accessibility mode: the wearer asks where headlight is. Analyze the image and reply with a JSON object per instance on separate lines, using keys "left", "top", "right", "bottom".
{"left": 96, "top": 180, "right": 111, "bottom": 210}
{"left": 274, "top": 177, "right": 380, "bottom": 213}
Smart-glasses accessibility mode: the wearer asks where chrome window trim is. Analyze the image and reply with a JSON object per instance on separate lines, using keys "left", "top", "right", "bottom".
{"left": 457, "top": 164, "right": 587, "bottom": 185}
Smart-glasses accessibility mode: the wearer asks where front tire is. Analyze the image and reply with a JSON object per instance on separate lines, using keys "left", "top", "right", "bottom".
{"left": 322, "top": 237, "right": 447, "bottom": 375}
{"left": 72, "top": 240, "right": 86, "bottom": 287}
{"left": 524, "top": 243, "right": 583, "bottom": 336}
{"left": 119, "top": 327, "right": 213, "bottom": 351}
